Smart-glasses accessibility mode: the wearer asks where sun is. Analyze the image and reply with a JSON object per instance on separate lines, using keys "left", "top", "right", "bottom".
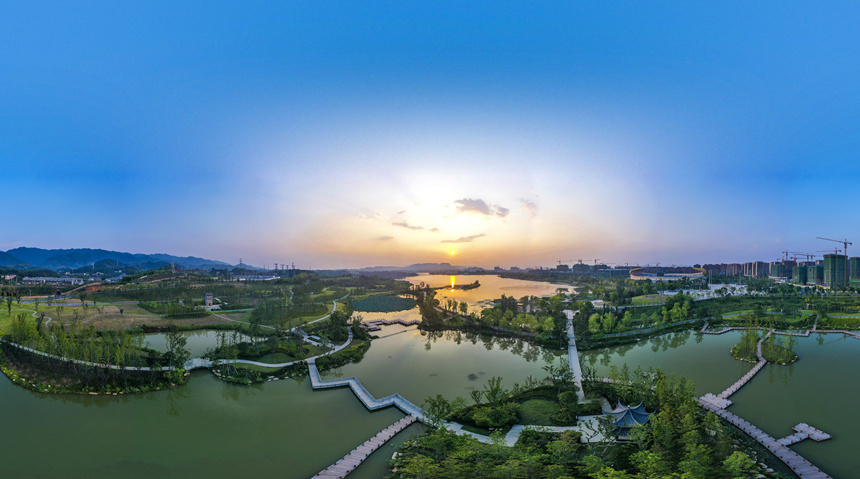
{"left": 449, "top": 250, "right": 456, "bottom": 256}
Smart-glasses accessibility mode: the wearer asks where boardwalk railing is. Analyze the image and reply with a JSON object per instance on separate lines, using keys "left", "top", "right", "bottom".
{"left": 307, "top": 359, "right": 428, "bottom": 421}
{"left": 698, "top": 399, "right": 831, "bottom": 479}
{"left": 312, "top": 415, "right": 418, "bottom": 479}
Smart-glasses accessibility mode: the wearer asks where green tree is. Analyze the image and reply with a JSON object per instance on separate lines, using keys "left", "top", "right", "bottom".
{"left": 165, "top": 324, "right": 191, "bottom": 372}
{"left": 723, "top": 451, "right": 756, "bottom": 478}
{"left": 588, "top": 313, "right": 601, "bottom": 333}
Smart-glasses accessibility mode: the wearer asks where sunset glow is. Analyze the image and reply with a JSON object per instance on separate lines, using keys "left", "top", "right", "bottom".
{"left": 3, "top": 3, "right": 859, "bottom": 269}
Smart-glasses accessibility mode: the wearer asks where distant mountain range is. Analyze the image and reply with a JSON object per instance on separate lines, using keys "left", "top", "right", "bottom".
{"left": 356, "top": 262, "right": 481, "bottom": 274}
{"left": 0, "top": 247, "right": 234, "bottom": 272}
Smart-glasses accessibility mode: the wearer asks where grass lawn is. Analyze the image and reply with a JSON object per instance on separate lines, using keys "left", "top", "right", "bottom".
{"left": 0, "top": 304, "right": 37, "bottom": 335}
{"left": 631, "top": 294, "right": 670, "bottom": 306}
{"left": 823, "top": 316, "right": 860, "bottom": 329}
{"left": 232, "top": 363, "right": 283, "bottom": 373}
{"left": 257, "top": 352, "right": 294, "bottom": 364}
{"left": 459, "top": 423, "right": 513, "bottom": 437}
{"left": 518, "top": 399, "right": 560, "bottom": 426}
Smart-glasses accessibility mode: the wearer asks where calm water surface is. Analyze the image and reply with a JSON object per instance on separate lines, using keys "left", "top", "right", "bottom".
{"left": 5, "top": 275, "right": 858, "bottom": 478}
{"left": 0, "top": 371, "right": 413, "bottom": 479}
{"left": 581, "top": 330, "right": 858, "bottom": 478}
{"left": 325, "top": 325, "right": 565, "bottom": 403}
{"left": 146, "top": 330, "right": 252, "bottom": 358}
{"left": 407, "top": 274, "right": 571, "bottom": 309}
{"left": 728, "top": 333, "right": 859, "bottom": 478}
{"left": 579, "top": 330, "right": 753, "bottom": 396}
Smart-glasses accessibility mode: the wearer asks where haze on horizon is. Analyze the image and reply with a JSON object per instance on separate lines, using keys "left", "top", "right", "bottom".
{"left": 4, "top": 3, "right": 860, "bottom": 269}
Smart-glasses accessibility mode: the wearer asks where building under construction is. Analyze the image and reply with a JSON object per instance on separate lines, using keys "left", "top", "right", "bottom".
{"left": 806, "top": 264, "right": 824, "bottom": 286}
{"left": 793, "top": 265, "right": 808, "bottom": 284}
{"left": 850, "top": 257, "right": 860, "bottom": 288}
{"left": 823, "top": 254, "right": 847, "bottom": 289}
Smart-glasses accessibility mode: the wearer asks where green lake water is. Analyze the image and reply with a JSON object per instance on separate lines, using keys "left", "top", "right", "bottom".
{"left": 146, "top": 330, "right": 252, "bottom": 358}
{"left": 581, "top": 329, "right": 858, "bottom": 478}
{"left": 0, "top": 370, "right": 417, "bottom": 479}
{"left": 324, "top": 325, "right": 565, "bottom": 404}
{"left": 4, "top": 275, "right": 858, "bottom": 478}
{"left": 728, "top": 333, "right": 859, "bottom": 478}
{"left": 579, "top": 330, "right": 754, "bottom": 396}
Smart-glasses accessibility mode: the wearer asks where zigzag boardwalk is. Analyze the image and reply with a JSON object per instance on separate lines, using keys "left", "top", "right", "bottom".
{"left": 698, "top": 399, "right": 831, "bottom": 479}
{"left": 312, "top": 415, "right": 418, "bottom": 479}
{"left": 697, "top": 323, "right": 835, "bottom": 478}
{"left": 712, "top": 330, "right": 770, "bottom": 403}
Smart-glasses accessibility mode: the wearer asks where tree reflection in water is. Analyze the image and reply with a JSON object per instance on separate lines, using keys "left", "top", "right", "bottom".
{"left": 166, "top": 383, "right": 190, "bottom": 416}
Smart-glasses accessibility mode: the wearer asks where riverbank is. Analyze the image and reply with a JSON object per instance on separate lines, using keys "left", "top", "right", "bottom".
{"left": 0, "top": 350, "right": 185, "bottom": 395}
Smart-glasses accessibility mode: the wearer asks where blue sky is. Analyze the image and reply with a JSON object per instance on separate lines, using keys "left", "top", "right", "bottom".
{"left": 3, "top": 2, "right": 860, "bottom": 268}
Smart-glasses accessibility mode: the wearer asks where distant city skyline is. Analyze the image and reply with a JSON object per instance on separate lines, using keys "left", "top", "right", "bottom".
{"left": 5, "top": 3, "right": 860, "bottom": 269}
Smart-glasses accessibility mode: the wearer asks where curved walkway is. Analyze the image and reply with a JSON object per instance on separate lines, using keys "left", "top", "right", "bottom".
{"left": 1, "top": 328, "right": 355, "bottom": 373}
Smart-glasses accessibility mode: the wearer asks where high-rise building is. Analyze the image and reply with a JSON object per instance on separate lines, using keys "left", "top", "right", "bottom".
{"left": 823, "top": 254, "right": 848, "bottom": 289}
{"left": 793, "top": 265, "right": 808, "bottom": 284}
{"left": 753, "top": 261, "right": 769, "bottom": 278}
{"left": 782, "top": 260, "right": 796, "bottom": 279}
{"left": 770, "top": 262, "right": 784, "bottom": 278}
{"left": 850, "top": 257, "right": 860, "bottom": 280}
{"left": 806, "top": 265, "right": 824, "bottom": 286}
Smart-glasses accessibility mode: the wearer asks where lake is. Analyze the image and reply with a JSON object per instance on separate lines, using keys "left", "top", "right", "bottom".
{"left": 580, "top": 329, "right": 855, "bottom": 478}
{"left": 3, "top": 275, "right": 856, "bottom": 478}
{"left": 407, "top": 273, "right": 571, "bottom": 309}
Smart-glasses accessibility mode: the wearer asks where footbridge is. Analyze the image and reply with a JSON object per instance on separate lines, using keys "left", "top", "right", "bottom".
{"left": 311, "top": 415, "right": 419, "bottom": 479}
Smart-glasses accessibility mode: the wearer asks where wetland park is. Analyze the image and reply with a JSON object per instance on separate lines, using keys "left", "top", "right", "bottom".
{"left": 2, "top": 270, "right": 859, "bottom": 478}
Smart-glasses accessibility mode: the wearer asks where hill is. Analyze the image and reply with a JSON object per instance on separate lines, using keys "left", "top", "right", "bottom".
{"left": 3, "top": 247, "right": 232, "bottom": 272}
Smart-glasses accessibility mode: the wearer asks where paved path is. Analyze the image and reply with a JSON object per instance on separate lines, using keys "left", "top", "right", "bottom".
{"left": 312, "top": 415, "right": 418, "bottom": 479}
{"left": 2, "top": 327, "right": 355, "bottom": 373}
{"left": 565, "top": 319, "right": 586, "bottom": 402}
{"left": 0, "top": 338, "right": 161, "bottom": 371}
{"left": 192, "top": 329, "right": 354, "bottom": 371}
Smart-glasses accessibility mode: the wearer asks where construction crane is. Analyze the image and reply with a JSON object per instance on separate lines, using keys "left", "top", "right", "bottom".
{"left": 817, "top": 237, "right": 852, "bottom": 258}
{"left": 789, "top": 252, "right": 815, "bottom": 263}
{"left": 816, "top": 248, "right": 841, "bottom": 255}
{"left": 556, "top": 259, "right": 574, "bottom": 265}
{"left": 817, "top": 237, "right": 852, "bottom": 288}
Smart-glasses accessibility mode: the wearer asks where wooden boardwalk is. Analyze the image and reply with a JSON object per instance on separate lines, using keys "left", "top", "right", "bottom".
{"left": 698, "top": 399, "right": 832, "bottom": 479}
{"left": 307, "top": 359, "right": 427, "bottom": 420}
{"left": 312, "top": 415, "right": 418, "bottom": 479}
{"left": 778, "top": 423, "right": 832, "bottom": 446}
{"left": 716, "top": 331, "right": 769, "bottom": 401}
{"left": 306, "top": 360, "right": 508, "bottom": 444}
{"left": 696, "top": 321, "right": 836, "bottom": 478}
